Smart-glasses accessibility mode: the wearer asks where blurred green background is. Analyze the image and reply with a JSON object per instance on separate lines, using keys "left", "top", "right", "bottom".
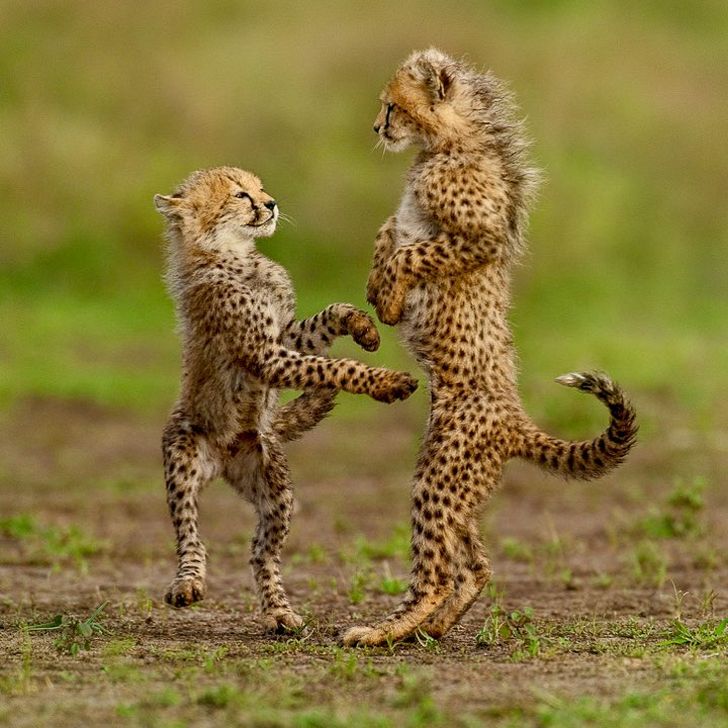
{"left": 1, "top": 0, "right": 726, "bottom": 441}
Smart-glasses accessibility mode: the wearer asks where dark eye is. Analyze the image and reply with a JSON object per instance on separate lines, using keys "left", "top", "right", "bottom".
{"left": 234, "top": 191, "right": 252, "bottom": 201}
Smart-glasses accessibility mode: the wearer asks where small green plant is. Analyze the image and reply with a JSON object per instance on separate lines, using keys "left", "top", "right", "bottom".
{"left": 391, "top": 668, "right": 443, "bottom": 724}
{"left": 692, "top": 545, "right": 719, "bottom": 571}
{"left": 669, "top": 581, "right": 690, "bottom": 620}
{"left": 348, "top": 570, "right": 369, "bottom": 605}
{"left": 630, "top": 541, "right": 667, "bottom": 588}
{"left": 593, "top": 572, "right": 613, "bottom": 589}
{"left": 0, "top": 514, "right": 106, "bottom": 571}
{"left": 537, "top": 521, "right": 574, "bottom": 588}
{"left": 634, "top": 477, "right": 706, "bottom": 539}
{"left": 203, "top": 645, "right": 229, "bottom": 672}
{"left": 414, "top": 628, "right": 440, "bottom": 652}
{"left": 291, "top": 542, "right": 328, "bottom": 566}
{"left": 700, "top": 588, "right": 717, "bottom": 617}
{"left": 500, "top": 537, "right": 533, "bottom": 563}
{"left": 143, "top": 687, "right": 182, "bottom": 709}
{"left": 197, "top": 683, "right": 240, "bottom": 709}
{"left": 27, "top": 602, "right": 109, "bottom": 655}
{"left": 0, "top": 626, "right": 34, "bottom": 695}
{"left": 329, "top": 649, "right": 360, "bottom": 681}
{"left": 353, "top": 523, "right": 410, "bottom": 563}
{"left": 476, "top": 605, "right": 543, "bottom": 658}
{"left": 328, "top": 648, "right": 379, "bottom": 681}
{"left": 0, "top": 514, "right": 36, "bottom": 539}
{"left": 660, "top": 618, "right": 728, "bottom": 650}
{"left": 102, "top": 637, "right": 136, "bottom": 658}
{"left": 378, "top": 563, "right": 408, "bottom": 595}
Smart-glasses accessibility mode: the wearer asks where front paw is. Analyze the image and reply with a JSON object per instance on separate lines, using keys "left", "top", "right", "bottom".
{"left": 370, "top": 371, "right": 418, "bottom": 403}
{"left": 346, "top": 310, "right": 380, "bottom": 352}
{"left": 376, "top": 287, "right": 408, "bottom": 326}
{"left": 165, "top": 576, "right": 206, "bottom": 608}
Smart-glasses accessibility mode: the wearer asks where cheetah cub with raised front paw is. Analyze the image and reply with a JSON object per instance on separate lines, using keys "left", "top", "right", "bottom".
{"left": 343, "top": 49, "right": 637, "bottom": 646}
{"left": 154, "top": 167, "right": 417, "bottom": 632}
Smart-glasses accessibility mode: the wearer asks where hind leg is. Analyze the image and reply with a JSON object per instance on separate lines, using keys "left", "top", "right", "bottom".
{"left": 418, "top": 457, "right": 500, "bottom": 638}
{"left": 242, "top": 438, "right": 303, "bottom": 632}
{"left": 343, "top": 404, "right": 500, "bottom": 646}
{"left": 162, "top": 421, "right": 217, "bottom": 607}
{"left": 342, "top": 443, "right": 461, "bottom": 646}
{"left": 419, "top": 521, "right": 492, "bottom": 638}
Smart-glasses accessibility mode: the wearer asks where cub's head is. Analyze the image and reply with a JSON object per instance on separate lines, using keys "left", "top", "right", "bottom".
{"left": 376, "top": 48, "right": 513, "bottom": 154}
{"left": 154, "top": 167, "right": 278, "bottom": 245}
{"left": 373, "top": 48, "right": 466, "bottom": 153}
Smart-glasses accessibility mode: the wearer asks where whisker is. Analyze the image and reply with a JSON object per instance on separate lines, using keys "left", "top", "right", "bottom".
{"left": 373, "top": 137, "right": 388, "bottom": 159}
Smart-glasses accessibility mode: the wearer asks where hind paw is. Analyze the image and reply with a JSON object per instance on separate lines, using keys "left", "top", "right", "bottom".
{"left": 341, "top": 624, "right": 391, "bottom": 647}
{"left": 262, "top": 608, "right": 305, "bottom": 634}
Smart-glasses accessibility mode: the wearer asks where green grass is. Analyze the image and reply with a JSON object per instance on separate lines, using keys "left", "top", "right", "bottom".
{"left": 0, "top": 0, "right": 726, "bottom": 440}
{"left": 0, "top": 514, "right": 107, "bottom": 570}
{"left": 633, "top": 477, "right": 707, "bottom": 540}
{"left": 26, "top": 602, "right": 110, "bottom": 656}
{"left": 660, "top": 618, "right": 728, "bottom": 650}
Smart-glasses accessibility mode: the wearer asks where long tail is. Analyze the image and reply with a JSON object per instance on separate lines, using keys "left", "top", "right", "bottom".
{"left": 514, "top": 371, "right": 637, "bottom": 479}
{"left": 271, "top": 389, "right": 337, "bottom": 443}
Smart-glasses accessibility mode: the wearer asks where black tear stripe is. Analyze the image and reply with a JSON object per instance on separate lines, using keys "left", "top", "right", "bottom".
{"left": 384, "top": 103, "right": 395, "bottom": 131}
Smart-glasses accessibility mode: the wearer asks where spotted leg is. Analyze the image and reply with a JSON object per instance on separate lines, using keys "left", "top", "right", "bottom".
{"left": 342, "top": 434, "right": 461, "bottom": 646}
{"left": 282, "top": 303, "right": 380, "bottom": 355}
{"left": 246, "top": 437, "right": 303, "bottom": 632}
{"left": 366, "top": 216, "right": 397, "bottom": 308}
{"left": 162, "top": 418, "right": 217, "bottom": 607}
{"left": 418, "top": 521, "right": 492, "bottom": 639}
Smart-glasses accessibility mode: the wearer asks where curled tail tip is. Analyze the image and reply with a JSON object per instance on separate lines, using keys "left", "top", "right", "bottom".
{"left": 555, "top": 370, "right": 615, "bottom": 394}
{"left": 555, "top": 372, "right": 587, "bottom": 388}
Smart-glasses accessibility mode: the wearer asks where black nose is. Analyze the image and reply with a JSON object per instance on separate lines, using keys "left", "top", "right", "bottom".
{"left": 373, "top": 124, "right": 381, "bottom": 134}
{"left": 264, "top": 200, "right": 277, "bottom": 210}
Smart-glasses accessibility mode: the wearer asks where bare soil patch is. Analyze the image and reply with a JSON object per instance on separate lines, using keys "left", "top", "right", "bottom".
{"left": 1, "top": 397, "right": 726, "bottom": 726}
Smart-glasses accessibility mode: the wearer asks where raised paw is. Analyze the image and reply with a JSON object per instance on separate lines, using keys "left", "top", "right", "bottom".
{"left": 342, "top": 624, "right": 393, "bottom": 647}
{"left": 165, "top": 576, "right": 206, "bottom": 608}
{"left": 375, "top": 285, "right": 408, "bottom": 326}
{"left": 370, "top": 371, "right": 418, "bottom": 403}
{"left": 346, "top": 310, "right": 380, "bottom": 352}
{"left": 262, "top": 608, "right": 305, "bottom": 634}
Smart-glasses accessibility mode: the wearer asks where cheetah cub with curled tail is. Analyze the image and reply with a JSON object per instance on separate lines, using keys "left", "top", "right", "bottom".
{"left": 343, "top": 49, "right": 637, "bottom": 646}
{"left": 155, "top": 167, "right": 417, "bottom": 632}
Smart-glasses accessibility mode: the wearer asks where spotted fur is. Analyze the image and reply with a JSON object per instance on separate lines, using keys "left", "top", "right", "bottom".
{"left": 343, "top": 50, "right": 637, "bottom": 646}
{"left": 155, "top": 167, "right": 417, "bottom": 632}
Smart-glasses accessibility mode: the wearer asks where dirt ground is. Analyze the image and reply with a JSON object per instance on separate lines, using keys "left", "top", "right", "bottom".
{"left": 0, "top": 397, "right": 726, "bottom": 727}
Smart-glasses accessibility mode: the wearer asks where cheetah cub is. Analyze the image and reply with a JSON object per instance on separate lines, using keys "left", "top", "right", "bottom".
{"left": 154, "top": 166, "right": 417, "bottom": 632}
{"left": 343, "top": 49, "right": 637, "bottom": 646}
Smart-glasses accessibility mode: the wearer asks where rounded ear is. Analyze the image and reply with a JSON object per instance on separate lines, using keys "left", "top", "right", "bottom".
{"left": 417, "top": 60, "right": 453, "bottom": 102}
{"left": 154, "top": 194, "right": 182, "bottom": 218}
